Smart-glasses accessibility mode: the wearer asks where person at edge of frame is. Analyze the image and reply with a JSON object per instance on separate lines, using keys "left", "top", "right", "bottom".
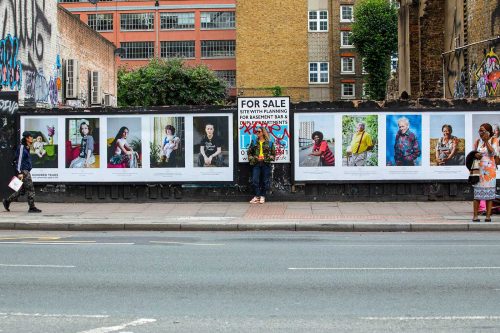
{"left": 247, "top": 126, "right": 276, "bottom": 204}
{"left": 3, "top": 131, "right": 42, "bottom": 213}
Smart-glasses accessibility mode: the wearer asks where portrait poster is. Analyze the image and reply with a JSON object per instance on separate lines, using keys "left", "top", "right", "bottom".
{"left": 193, "top": 116, "right": 229, "bottom": 168}
{"left": 65, "top": 118, "right": 100, "bottom": 169}
{"left": 342, "top": 115, "right": 378, "bottom": 167}
{"left": 429, "top": 114, "right": 465, "bottom": 166}
{"left": 23, "top": 117, "right": 58, "bottom": 169}
{"left": 386, "top": 114, "right": 422, "bottom": 167}
{"left": 293, "top": 113, "right": 337, "bottom": 181}
{"left": 150, "top": 116, "right": 185, "bottom": 168}
{"left": 238, "top": 97, "right": 290, "bottom": 163}
{"left": 107, "top": 117, "right": 142, "bottom": 169}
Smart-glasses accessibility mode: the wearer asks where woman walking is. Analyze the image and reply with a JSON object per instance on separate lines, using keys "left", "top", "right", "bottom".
{"left": 472, "top": 123, "right": 498, "bottom": 222}
{"left": 247, "top": 127, "right": 275, "bottom": 204}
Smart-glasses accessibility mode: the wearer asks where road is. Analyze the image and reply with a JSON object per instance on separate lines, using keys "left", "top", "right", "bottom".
{"left": 1, "top": 231, "right": 500, "bottom": 332}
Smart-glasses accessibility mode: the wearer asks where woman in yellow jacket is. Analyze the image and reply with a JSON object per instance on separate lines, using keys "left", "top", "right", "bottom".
{"left": 247, "top": 127, "right": 276, "bottom": 204}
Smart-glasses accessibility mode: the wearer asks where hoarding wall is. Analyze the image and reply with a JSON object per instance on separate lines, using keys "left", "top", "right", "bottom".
{"left": 11, "top": 100, "right": 500, "bottom": 202}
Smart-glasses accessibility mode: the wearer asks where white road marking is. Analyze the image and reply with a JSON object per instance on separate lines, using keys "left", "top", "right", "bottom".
{"left": 150, "top": 241, "right": 225, "bottom": 246}
{"left": 318, "top": 244, "right": 500, "bottom": 247}
{"left": 0, "top": 242, "right": 134, "bottom": 245}
{"left": 289, "top": 266, "right": 500, "bottom": 271}
{"left": 0, "top": 264, "right": 75, "bottom": 268}
{"left": 0, "top": 312, "right": 108, "bottom": 318}
{"left": 362, "top": 316, "right": 500, "bottom": 321}
{"left": 77, "top": 318, "right": 156, "bottom": 333}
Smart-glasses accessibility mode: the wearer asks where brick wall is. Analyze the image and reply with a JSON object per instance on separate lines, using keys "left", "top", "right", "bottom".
{"left": 236, "top": 0, "right": 309, "bottom": 102}
{"left": 419, "top": 0, "right": 446, "bottom": 98}
{"left": 58, "top": 6, "right": 117, "bottom": 108}
{"left": 0, "top": 0, "right": 59, "bottom": 108}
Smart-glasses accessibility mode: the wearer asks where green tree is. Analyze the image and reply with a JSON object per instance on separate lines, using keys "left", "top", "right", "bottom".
{"left": 351, "top": 0, "right": 398, "bottom": 100}
{"left": 117, "top": 59, "right": 228, "bottom": 106}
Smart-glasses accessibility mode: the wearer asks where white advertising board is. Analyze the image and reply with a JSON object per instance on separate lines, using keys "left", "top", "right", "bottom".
{"left": 21, "top": 113, "right": 234, "bottom": 182}
{"left": 238, "top": 97, "right": 290, "bottom": 163}
{"left": 294, "top": 111, "right": 500, "bottom": 181}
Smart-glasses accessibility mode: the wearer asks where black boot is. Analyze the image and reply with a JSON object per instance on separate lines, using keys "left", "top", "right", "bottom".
{"left": 28, "top": 206, "right": 42, "bottom": 213}
{"left": 3, "top": 199, "right": 10, "bottom": 212}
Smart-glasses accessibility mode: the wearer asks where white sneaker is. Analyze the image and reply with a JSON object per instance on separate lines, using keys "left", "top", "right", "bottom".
{"left": 259, "top": 197, "right": 265, "bottom": 204}
{"left": 249, "top": 196, "right": 260, "bottom": 204}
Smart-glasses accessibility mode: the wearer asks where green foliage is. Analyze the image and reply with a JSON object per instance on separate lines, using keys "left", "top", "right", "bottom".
{"left": 342, "top": 115, "right": 378, "bottom": 166}
{"left": 150, "top": 141, "right": 161, "bottom": 166}
{"left": 118, "top": 59, "right": 228, "bottom": 106}
{"left": 271, "top": 86, "right": 283, "bottom": 97}
{"left": 351, "top": 0, "right": 398, "bottom": 100}
{"left": 130, "top": 138, "right": 142, "bottom": 155}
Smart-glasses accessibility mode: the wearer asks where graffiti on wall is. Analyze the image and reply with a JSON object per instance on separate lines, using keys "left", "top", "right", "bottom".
{"left": 1, "top": 0, "right": 53, "bottom": 72}
{"left": 453, "top": 66, "right": 467, "bottom": 99}
{"left": 0, "top": 91, "right": 19, "bottom": 114}
{"left": 0, "top": 34, "right": 23, "bottom": 90}
{"left": 474, "top": 48, "right": 500, "bottom": 98}
{"left": 24, "top": 68, "right": 58, "bottom": 105}
{"left": 0, "top": 0, "right": 60, "bottom": 106}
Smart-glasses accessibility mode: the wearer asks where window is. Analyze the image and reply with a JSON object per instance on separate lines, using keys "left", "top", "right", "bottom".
{"left": 201, "top": 40, "right": 235, "bottom": 58}
{"left": 341, "top": 31, "right": 353, "bottom": 47}
{"left": 121, "top": 42, "right": 155, "bottom": 59}
{"left": 308, "top": 11, "right": 328, "bottom": 32}
{"left": 160, "top": 41, "right": 195, "bottom": 59}
{"left": 160, "top": 12, "right": 195, "bottom": 30}
{"left": 88, "top": 14, "right": 113, "bottom": 32}
{"left": 201, "top": 12, "right": 235, "bottom": 29}
{"left": 341, "top": 57, "right": 355, "bottom": 74}
{"left": 215, "top": 70, "right": 236, "bottom": 87}
{"left": 120, "top": 13, "right": 154, "bottom": 31}
{"left": 340, "top": 6, "right": 354, "bottom": 22}
{"left": 341, "top": 83, "right": 355, "bottom": 98}
{"left": 309, "top": 62, "right": 329, "bottom": 83}
{"left": 362, "top": 83, "right": 368, "bottom": 99}
{"left": 362, "top": 58, "right": 368, "bottom": 74}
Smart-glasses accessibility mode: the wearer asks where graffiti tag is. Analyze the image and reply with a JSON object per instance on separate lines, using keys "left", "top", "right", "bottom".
{"left": 0, "top": 34, "right": 23, "bottom": 90}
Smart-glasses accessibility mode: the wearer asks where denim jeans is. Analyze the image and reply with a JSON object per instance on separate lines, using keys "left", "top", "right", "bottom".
{"left": 252, "top": 163, "right": 271, "bottom": 197}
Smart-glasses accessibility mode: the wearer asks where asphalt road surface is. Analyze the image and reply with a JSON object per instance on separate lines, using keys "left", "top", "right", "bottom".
{"left": 1, "top": 231, "right": 500, "bottom": 332}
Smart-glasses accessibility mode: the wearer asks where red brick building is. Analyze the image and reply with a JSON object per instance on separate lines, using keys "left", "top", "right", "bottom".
{"left": 59, "top": 0, "right": 236, "bottom": 94}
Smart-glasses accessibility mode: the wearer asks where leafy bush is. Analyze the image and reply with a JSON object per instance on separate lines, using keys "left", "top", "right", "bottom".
{"left": 118, "top": 59, "right": 228, "bottom": 106}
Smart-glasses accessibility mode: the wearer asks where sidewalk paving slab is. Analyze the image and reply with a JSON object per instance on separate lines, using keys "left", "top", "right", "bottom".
{"left": 0, "top": 201, "right": 498, "bottom": 232}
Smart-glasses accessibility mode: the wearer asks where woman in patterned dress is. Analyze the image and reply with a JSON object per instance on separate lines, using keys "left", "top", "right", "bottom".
{"left": 472, "top": 123, "right": 498, "bottom": 222}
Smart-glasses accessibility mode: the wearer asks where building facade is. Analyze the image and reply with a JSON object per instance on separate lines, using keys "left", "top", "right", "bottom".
{"left": 59, "top": 6, "right": 118, "bottom": 108}
{"left": 59, "top": 0, "right": 237, "bottom": 95}
{"left": 236, "top": 0, "right": 366, "bottom": 102}
{"left": 398, "top": 0, "right": 500, "bottom": 99}
{"left": 0, "top": 1, "right": 118, "bottom": 108}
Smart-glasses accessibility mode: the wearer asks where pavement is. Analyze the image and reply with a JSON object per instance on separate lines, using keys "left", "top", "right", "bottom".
{"left": 1, "top": 200, "right": 499, "bottom": 232}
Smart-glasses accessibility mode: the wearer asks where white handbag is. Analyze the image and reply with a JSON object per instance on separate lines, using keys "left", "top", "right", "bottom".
{"left": 8, "top": 176, "right": 23, "bottom": 192}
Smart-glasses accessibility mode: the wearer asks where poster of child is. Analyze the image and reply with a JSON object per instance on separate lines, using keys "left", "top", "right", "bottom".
{"left": 22, "top": 117, "right": 58, "bottom": 168}
{"left": 150, "top": 117, "right": 185, "bottom": 168}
